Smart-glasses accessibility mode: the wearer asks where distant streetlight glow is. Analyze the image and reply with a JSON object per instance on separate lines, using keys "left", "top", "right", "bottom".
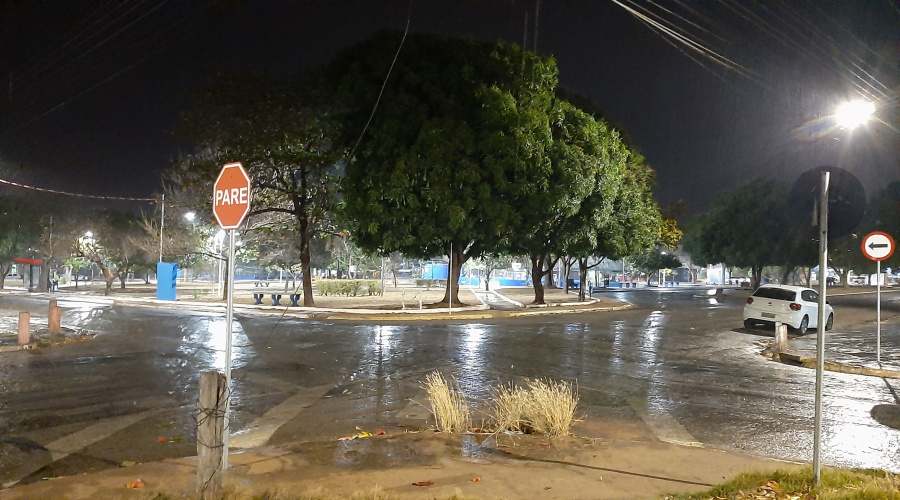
{"left": 835, "top": 100, "right": 875, "bottom": 130}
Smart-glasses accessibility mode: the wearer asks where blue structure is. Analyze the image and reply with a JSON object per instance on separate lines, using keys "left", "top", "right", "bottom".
{"left": 422, "top": 264, "right": 449, "bottom": 280}
{"left": 156, "top": 262, "right": 178, "bottom": 301}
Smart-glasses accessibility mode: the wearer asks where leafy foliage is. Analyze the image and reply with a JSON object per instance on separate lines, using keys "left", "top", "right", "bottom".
{"left": 171, "top": 70, "right": 344, "bottom": 306}
{"left": 331, "top": 32, "right": 560, "bottom": 305}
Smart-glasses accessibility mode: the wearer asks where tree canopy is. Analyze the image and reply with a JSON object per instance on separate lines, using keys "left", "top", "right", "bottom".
{"left": 330, "top": 32, "right": 561, "bottom": 305}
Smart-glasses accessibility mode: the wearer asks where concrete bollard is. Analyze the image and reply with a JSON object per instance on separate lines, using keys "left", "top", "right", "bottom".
{"left": 775, "top": 321, "right": 788, "bottom": 352}
{"left": 18, "top": 312, "right": 30, "bottom": 345}
{"left": 49, "top": 300, "right": 61, "bottom": 336}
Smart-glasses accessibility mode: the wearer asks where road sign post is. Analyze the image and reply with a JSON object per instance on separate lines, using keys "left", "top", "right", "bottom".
{"left": 861, "top": 231, "right": 895, "bottom": 365}
{"left": 212, "top": 162, "right": 252, "bottom": 471}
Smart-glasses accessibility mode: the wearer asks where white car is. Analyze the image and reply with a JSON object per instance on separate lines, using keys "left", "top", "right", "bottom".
{"left": 742, "top": 284, "right": 833, "bottom": 334}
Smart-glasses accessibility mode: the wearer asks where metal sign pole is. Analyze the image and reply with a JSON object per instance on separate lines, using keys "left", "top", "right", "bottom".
{"left": 877, "top": 260, "right": 881, "bottom": 364}
{"left": 222, "top": 229, "right": 236, "bottom": 471}
{"left": 813, "top": 170, "right": 829, "bottom": 485}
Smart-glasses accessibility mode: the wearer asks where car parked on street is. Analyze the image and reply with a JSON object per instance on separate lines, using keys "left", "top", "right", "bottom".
{"left": 742, "top": 284, "right": 833, "bottom": 334}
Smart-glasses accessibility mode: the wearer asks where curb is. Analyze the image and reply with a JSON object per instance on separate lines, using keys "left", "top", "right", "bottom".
{"left": 771, "top": 350, "right": 900, "bottom": 379}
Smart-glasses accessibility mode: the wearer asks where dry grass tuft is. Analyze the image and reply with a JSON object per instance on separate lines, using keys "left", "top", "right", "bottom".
{"left": 490, "top": 382, "right": 531, "bottom": 433}
{"left": 423, "top": 371, "right": 471, "bottom": 433}
{"left": 523, "top": 379, "right": 578, "bottom": 437}
{"left": 489, "top": 378, "right": 578, "bottom": 437}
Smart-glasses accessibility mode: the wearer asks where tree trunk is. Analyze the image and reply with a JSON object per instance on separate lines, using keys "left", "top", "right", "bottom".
{"left": 300, "top": 247, "right": 315, "bottom": 307}
{"left": 38, "top": 263, "right": 50, "bottom": 293}
{"left": 751, "top": 266, "right": 763, "bottom": 290}
{"left": 119, "top": 273, "right": 127, "bottom": 289}
{"left": 578, "top": 258, "right": 589, "bottom": 301}
{"left": 439, "top": 247, "right": 467, "bottom": 306}
{"left": 484, "top": 267, "right": 492, "bottom": 291}
{"left": 0, "top": 263, "right": 9, "bottom": 289}
{"left": 545, "top": 255, "right": 558, "bottom": 289}
{"left": 530, "top": 255, "right": 547, "bottom": 305}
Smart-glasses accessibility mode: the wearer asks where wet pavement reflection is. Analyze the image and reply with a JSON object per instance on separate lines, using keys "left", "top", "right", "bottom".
{"left": 0, "top": 287, "right": 898, "bottom": 485}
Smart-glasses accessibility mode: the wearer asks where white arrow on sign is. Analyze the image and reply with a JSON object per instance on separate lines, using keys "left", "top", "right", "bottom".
{"left": 861, "top": 232, "right": 895, "bottom": 261}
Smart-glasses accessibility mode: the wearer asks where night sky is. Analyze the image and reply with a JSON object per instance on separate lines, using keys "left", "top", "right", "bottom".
{"left": 1, "top": 1, "right": 897, "bottom": 214}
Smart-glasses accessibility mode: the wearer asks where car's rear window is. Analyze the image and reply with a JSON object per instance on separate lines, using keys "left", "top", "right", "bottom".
{"left": 752, "top": 287, "right": 796, "bottom": 301}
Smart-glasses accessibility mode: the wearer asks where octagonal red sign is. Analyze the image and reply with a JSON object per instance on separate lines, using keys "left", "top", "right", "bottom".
{"left": 213, "top": 162, "right": 252, "bottom": 229}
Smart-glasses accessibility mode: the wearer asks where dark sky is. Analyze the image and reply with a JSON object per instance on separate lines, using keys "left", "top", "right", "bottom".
{"left": 1, "top": 0, "right": 898, "bottom": 214}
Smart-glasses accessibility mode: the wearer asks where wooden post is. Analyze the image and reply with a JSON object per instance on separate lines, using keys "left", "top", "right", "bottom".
{"left": 18, "top": 312, "right": 30, "bottom": 345}
{"left": 197, "top": 371, "right": 226, "bottom": 499}
{"left": 49, "top": 300, "right": 61, "bottom": 336}
{"left": 775, "top": 321, "right": 788, "bottom": 352}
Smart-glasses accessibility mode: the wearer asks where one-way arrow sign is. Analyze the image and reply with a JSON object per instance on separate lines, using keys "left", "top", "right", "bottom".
{"left": 862, "top": 232, "right": 895, "bottom": 261}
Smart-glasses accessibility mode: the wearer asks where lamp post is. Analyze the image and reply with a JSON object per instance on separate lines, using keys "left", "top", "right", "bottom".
{"left": 811, "top": 99, "right": 875, "bottom": 485}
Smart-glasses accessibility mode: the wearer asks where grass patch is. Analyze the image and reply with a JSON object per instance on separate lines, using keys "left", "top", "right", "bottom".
{"left": 489, "top": 379, "right": 579, "bottom": 437}
{"left": 423, "top": 371, "right": 471, "bottom": 433}
{"left": 663, "top": 467, "right": 900, "bottom": 500}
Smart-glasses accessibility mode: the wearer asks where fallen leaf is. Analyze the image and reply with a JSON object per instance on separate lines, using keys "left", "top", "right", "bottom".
{"left": 120, "top": 461, "right": 137, "bottom": 467}
{"left": 126, "top": 479, "right": 145, "bottom": 488}
{"left": 375, "top": 429, "right": 386, "bottom": 435}
{"left": 156, "top": 437, "right": 168, "bottom": 443}
{"left": 540, "top": 442, "right": 550, "bottom": 446}
{"left": 411, "top": 481, "right": 435, "bottom": 487}
{"left": 471, "top": 477, "right": 481, "bottom": 482}
{"left": 323, "top": 395, "right": 331, "bottom": 399}
{"left": 171, "top": 435, "right": 183, "bottom": 442}
{"left": 502, "top": 450, "right": 512, "bottom": 455}
{"left": 338, "top": 432, "right": 372, "bottom": 441}
{"left": 396, "top": 424, "right": 408, "bottom": 428}
{"left": 167, "top": 391, "right": 175, "bottom": 395}
{"left": 157, "top": 422, "right": 173, "bottom": 428}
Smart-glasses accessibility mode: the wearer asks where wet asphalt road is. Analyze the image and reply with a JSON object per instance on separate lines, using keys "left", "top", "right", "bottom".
{"left": 0, "top": 287, "right": 898, "bottom": 485}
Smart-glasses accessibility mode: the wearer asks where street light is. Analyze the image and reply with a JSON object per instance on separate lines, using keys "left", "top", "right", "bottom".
{"left": 183, "top": 211, "right": 196, "bottom": 222}
{"left": 835, "top": 100, "right": 875, "bottom": 130}
{"left": 812, "top": 101, "right": 875, "bottom": 485}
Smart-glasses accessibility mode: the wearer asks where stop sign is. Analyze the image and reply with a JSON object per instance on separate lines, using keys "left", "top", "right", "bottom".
{"left": 213, "top": 162, "right": 252, "bottom": 229}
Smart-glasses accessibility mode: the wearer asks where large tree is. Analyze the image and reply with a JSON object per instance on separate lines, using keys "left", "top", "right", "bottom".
{"left": 172, "top": 71, "right": 343, "bottom": 306}
{"left": 684, "top": 178, "right": 793, "bottom": 288}
{"left": 331, "top": 32, "right": 559, "bottom": 306}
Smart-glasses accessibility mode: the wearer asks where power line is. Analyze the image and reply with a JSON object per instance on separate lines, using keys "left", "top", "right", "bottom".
{"left": 0, "top": 177, "right": 156, "bottom": 201}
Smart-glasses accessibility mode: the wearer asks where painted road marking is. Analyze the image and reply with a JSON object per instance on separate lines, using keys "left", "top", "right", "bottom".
{"left": 46, "top": 411, "right": 159, "bottom": 461}
{"left": 627, "top": 397, "right": 702, "bottom": 447}
{"left": 230, "top": 384, "right": 332, "bottom": 449}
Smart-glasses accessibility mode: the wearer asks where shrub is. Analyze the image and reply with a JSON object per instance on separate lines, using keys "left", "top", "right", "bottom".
{"left": 489, "top": 378, "right": 578, "bottom": 437}
{"left": 423, "top": 371, "right": 471, "bottom": 433}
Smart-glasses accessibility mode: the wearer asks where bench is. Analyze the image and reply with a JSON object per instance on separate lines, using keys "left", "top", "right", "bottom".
{"left": 252, "top": 293, "right": 302, "bottom": 306}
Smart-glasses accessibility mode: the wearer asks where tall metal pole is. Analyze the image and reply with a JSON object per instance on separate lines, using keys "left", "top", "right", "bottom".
{"left": 449, "top": 243, "right": 453, "bottom": 316}
{"left": 159, "top": 193, "right": 165, "bottom": 263}
{"left": 813, "top": 170, "right": 830, "bottom": 485}
{"left": 877, "top": 260, "right": 882, "bottom": 364}
{"left": 222, "top": 229, "right": 236, "bottom": 471}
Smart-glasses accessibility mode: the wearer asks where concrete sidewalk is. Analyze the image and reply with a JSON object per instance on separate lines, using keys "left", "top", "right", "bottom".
{"left": 0, "top": 426, "right": 796, "bottom": 500}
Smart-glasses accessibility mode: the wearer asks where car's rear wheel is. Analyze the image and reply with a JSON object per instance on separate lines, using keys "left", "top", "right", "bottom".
{"left": 744, "top": 319, "right": 755, "bottom": 329}
{"left": 795, "top": 315, "right": 809, "bottom": 335}
{"left": 825, "top": 313, "right": 834, "bottom": 331}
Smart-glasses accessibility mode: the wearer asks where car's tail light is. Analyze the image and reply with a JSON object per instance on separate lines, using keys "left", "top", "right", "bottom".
{"left": 746, "top": 298, "right": 753, "bottom": 304}
{"left": 790, "top": 303, "right": 801, "bottom": 311}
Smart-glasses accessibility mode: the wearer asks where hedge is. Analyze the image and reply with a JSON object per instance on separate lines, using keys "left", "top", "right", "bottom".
{"left": 317, "top": 279, "right": 382, "bottom": 297}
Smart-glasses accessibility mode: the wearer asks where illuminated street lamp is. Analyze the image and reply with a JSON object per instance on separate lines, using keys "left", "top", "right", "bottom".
{"left": 834, "top": 100, "right": 875, "bottom": 130}
{"left": 812, "top": 100, "right": 875, "bottom": 485}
